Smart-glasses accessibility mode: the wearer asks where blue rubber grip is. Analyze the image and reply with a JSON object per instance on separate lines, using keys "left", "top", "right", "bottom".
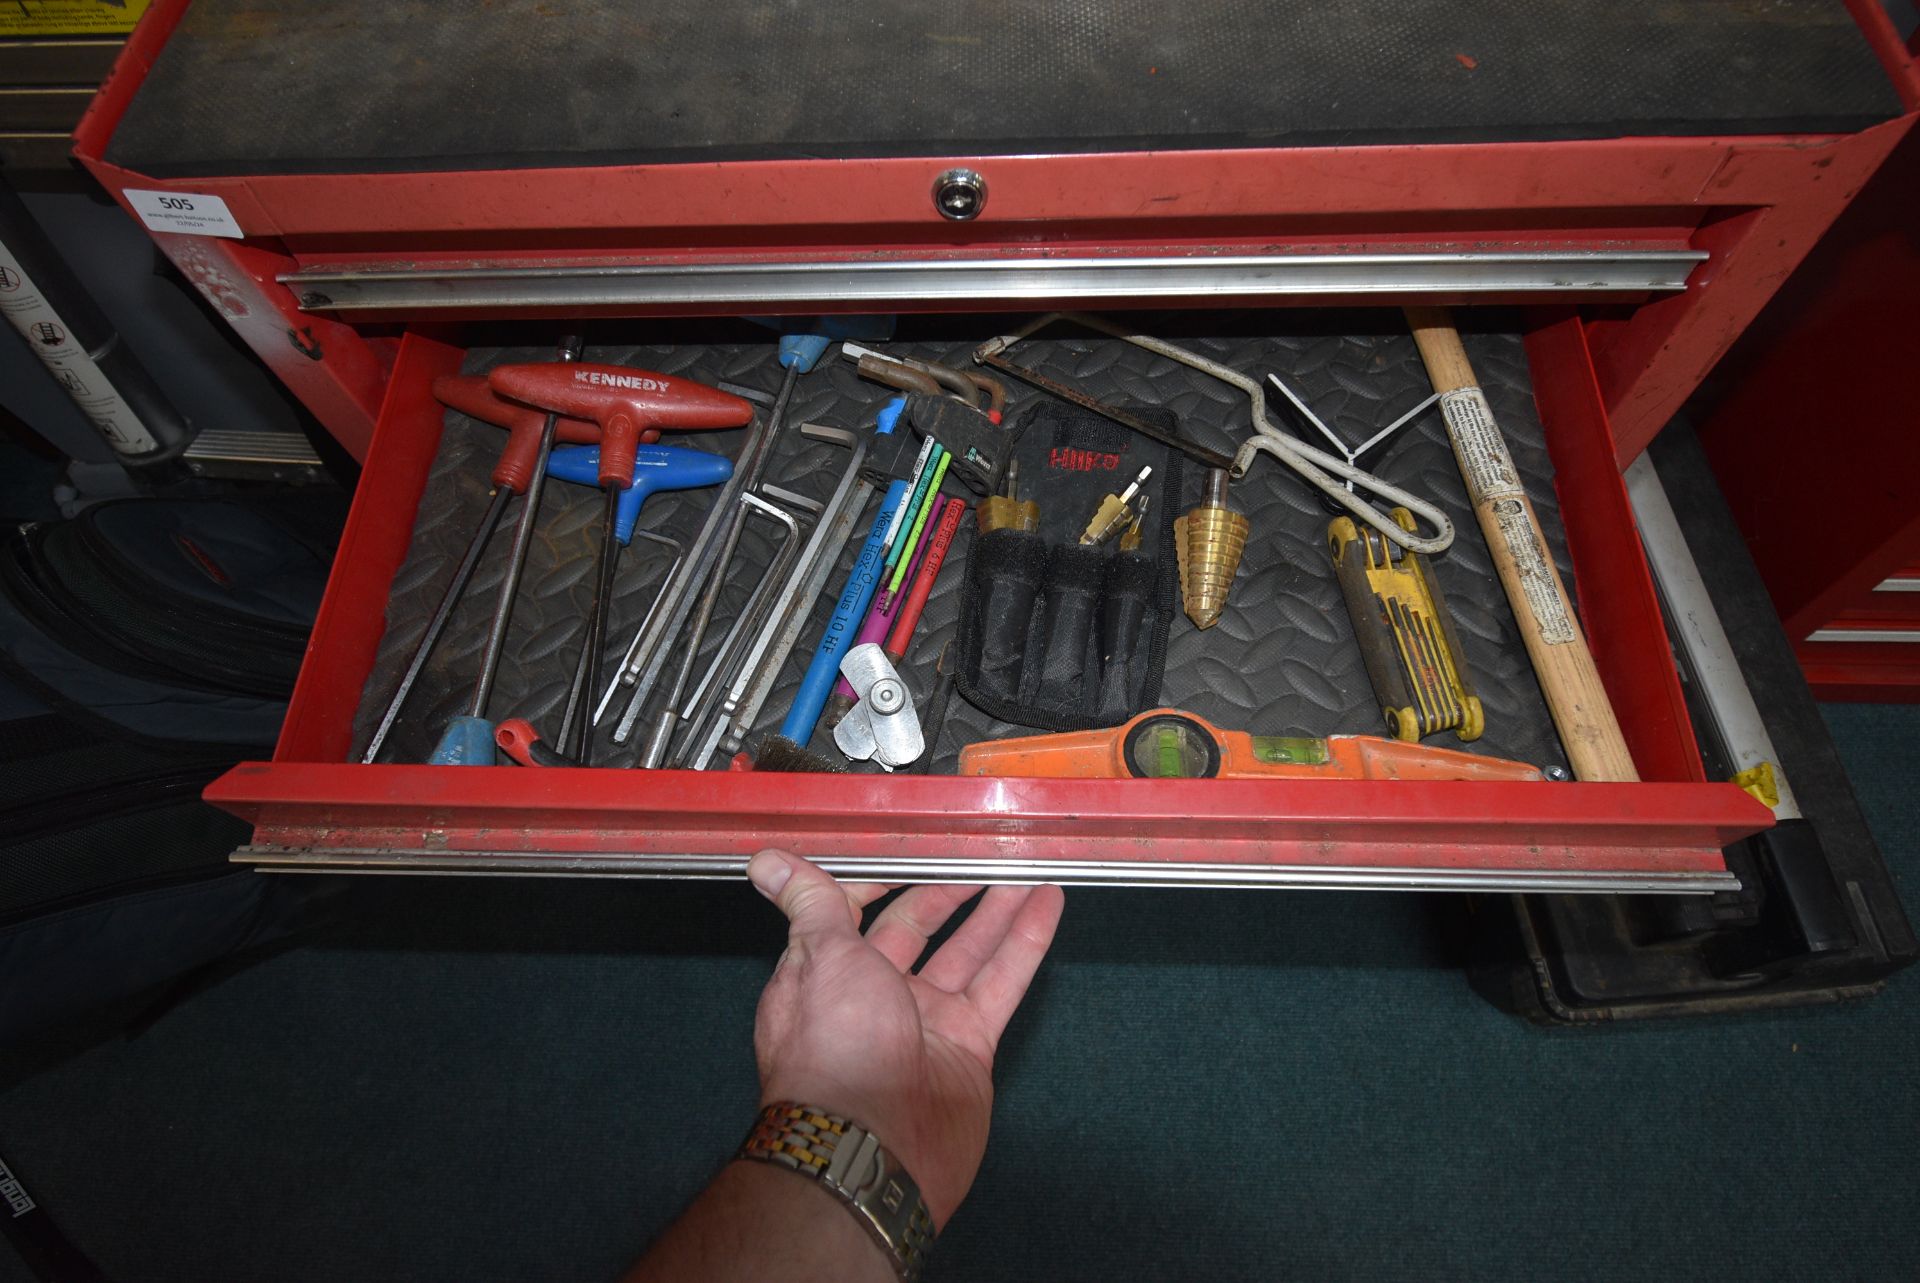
{"left": 779, "top": 334, "right": 832, "bottom": 373}
{"left": 875, "top": 396, "right": 906, "bottom": 435}
{"left": 429, "top": 716, "right": 497, "bottom": 766}
{"left": 546, "top": 444, "right": 732, "bottom": 545}
{"left": 780, "top": 479, "right": 910, "bottom": 745}
{"left": 747, "top": 316, "right": 898, "bottom": 372}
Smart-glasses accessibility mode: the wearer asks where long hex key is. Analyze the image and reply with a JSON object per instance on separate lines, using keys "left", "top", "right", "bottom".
{"left": 634, "top": 365, "right": 799, "bottom": 764}
{"left": 609, "top": 408, "right": 774, "bottom": 743}
{"left": 360, "top": 487, "right": 512, "bottom": 763}
{"left": 593, "top": 530, "right": 683, "bottom": 726}
{"left": 666, "top": 491, "right": 811, "bottom": 766}
{"left": 642, "top": 485, "right": 819, "bottom": 768}
{"left": 556, "top": 484, "right": 624, "bottom": 761}
{"left": 679, "top": 483, "right": 823, "bottom": 724}
{"left": 687, "top": 426, "right": 871, "bottom": 768}
{"left": 466, "top": 335, "right": 582, "bottom": 718}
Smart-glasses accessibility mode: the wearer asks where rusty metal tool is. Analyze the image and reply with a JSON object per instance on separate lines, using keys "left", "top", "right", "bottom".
{"left": 852, "top": 348, "right": 1009, "bottom": 495}
{"left": 1330, "top": 505, "right": 1484, "bottom": 743}
{"left": 957, "top": 708, "right": 1548, "bottom": 782}
{"left": 972, "top": 335, "right": 1235, "bottom": 471}
{"left": 843, "top": 344, "right": 1007, "bottom": 421}
{"left": 1405, "top": 306, "right": 1636, "bottom": 781}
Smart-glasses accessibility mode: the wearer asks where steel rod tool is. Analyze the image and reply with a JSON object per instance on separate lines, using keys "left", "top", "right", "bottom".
{"left": 542, "top": 443, "right": 735, "bottom": 759}
{"left": 454, "top": 336, "right": 582, "bottom": 744}
{"left": 687, "top": 423, "right": 873, "bottom": 769}
{"left": 361, "top": 373, "right": 601, "bottom": 762}
{"left": 487, "top": 357, "right": 752, "bottom": 759}
{"left": 609, "top": 332, "right": 839, "bottom": 749}
{"left": 667, "top": 488, "right": 816, "bottom": 766}
{"left": 638, "top": 356, "right": 802, "bottom": 766}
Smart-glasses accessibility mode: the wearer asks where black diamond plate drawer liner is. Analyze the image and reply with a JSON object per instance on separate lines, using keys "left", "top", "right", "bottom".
{"left": 350, "top": 318, "right": 1578, "bottom": 775}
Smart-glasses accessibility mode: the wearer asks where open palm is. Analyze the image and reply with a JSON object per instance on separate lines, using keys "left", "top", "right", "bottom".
{"left": 748, "top": 850, "right": 1065, "bottom": 1230}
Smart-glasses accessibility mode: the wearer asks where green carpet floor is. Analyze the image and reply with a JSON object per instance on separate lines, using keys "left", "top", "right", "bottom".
{"left": 2, "top": 703, "right": 1914, "bottom": 1281}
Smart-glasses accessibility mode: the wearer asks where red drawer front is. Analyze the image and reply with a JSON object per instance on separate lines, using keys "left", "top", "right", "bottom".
{"left": 1795, "top": 567, "right": 1920, "bottom": 701}
{"left": 205, "top": 315, "right": 1769, "bottom": 892}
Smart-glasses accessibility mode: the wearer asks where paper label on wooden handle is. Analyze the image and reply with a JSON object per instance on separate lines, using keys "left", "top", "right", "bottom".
{"left": 1440, "top": 387, "right": 1524, "bottom": 502}
{"left": 1491, "top": 498, "right": 1575, "bottom": 644}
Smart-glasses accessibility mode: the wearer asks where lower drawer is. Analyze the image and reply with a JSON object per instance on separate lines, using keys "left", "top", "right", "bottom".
{"left": 207, "top": 310, "right": 1769, "bottom": 891}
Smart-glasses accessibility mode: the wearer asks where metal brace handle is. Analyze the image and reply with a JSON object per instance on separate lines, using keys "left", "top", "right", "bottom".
{"left": 978, "top": 311, "right": 1455, "bottom": 555}
{"left": 833, "top": 643, "right": 924, "bottom": 771}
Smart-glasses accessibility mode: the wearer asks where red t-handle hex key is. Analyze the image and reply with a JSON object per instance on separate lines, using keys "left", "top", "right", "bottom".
{"left": 435, "top": 374, "right": 602, "bottom": 488}
{"left": 489, "top": 362, "right": 753, "bottom": 486}
{"left": 359, "top": 370, "right": 602, "bottom": 762}
{"left": 487, "top": 360, "right": 753, "bottom": 759}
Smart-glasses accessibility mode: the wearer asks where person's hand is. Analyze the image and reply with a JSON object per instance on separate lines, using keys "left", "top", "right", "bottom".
{"left": 746, "top": 849, "right": 1065, "bottom": 1230}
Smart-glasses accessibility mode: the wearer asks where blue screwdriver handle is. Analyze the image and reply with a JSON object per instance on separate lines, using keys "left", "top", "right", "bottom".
{"left": 546, "top": 444, "right": 732, "bottom": 545}
{"left": 781, "top": 479, "right": 910, "bottom": 745}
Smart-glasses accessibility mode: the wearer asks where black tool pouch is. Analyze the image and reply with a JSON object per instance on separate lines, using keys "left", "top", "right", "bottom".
{"left": 954, "top": 401, "right": 1180, "bottom": 731}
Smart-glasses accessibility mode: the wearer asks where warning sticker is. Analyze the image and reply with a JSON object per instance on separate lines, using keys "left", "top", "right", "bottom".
{"left": 0, "top": 0, "right": 149, "bottom": 35}
{"left": 1440, "top": 387, "right": 1524, "bottom": 502}
{"left": 1490, "top": 498, "right": 1575, "bottom": 644}
{"left": 0, "top": 243, "right": 159, "bottom": 454}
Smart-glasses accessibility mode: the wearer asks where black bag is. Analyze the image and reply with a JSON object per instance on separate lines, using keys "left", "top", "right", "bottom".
{"left": 0, "top": 496, "right": 343, "bottom": 1043}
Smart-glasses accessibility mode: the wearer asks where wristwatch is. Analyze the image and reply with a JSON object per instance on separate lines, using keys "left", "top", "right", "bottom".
{"left": 737, "top": 1102, "right": 935, "bottom": 1281}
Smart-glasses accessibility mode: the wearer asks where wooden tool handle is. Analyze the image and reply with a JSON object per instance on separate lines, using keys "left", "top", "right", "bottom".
{"left": 1404, "top": 307, "right": 1639, "bottom": 782}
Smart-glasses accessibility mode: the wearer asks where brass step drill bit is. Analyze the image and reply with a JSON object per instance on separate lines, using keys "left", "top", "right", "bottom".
{"left": 1078, "top": 465, "right": 1153, "bottom": 546}
{"left": 1174, "top": 468, "right": 1248, "bottom": 629}
{"left": 977, "top": 459, "right": 1040, "bottom": 535}
{"left": 1118, "top": 494, "right": 1150, "bottom": 552}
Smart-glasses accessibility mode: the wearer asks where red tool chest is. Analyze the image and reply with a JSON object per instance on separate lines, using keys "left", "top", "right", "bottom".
{"left": 69, "top": 0, "right": 1920, "bottom": 891}
{"left": 1696, "top": 109, "right": 1920, "bottom": 702}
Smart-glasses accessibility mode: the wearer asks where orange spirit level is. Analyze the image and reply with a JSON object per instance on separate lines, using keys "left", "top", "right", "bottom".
{"left": 957, "top": 709, "right": 1546, "bottom": 782}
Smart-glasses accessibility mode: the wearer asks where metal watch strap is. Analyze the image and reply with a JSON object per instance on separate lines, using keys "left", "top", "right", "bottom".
{"left": 738, "top": 1102, "right": 934, "bottom": 1282}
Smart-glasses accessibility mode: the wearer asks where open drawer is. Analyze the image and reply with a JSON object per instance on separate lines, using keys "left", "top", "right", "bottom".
{"left": 204, "top": 309, "right": 1771, "bottom": 891}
